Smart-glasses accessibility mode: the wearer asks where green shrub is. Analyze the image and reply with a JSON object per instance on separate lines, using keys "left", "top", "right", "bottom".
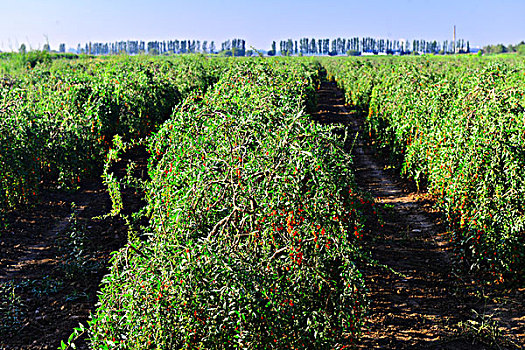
{"left": 89, "top": 59, "right": 368, "bottom": 349}
{"left": 0, "top": 56, "right": 222, "bottom": 217}
{"left": 325, "top": 56, "right": 525, "bottom": 283}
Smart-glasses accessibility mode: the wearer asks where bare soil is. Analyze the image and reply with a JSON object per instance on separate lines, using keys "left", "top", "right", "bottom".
{"left": 0, "top": 147, "right": 148, "bottom": 349}
{"left": 313, "top": 81, "right": 524, "bottom": 350}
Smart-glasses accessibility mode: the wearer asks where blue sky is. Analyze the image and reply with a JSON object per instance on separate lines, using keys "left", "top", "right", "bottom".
{"left": 0, "top": 0, "right": 524, "bottom": 51}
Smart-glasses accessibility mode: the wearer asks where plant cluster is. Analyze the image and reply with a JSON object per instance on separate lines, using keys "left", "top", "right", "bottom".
{"left": 325, "top": 56, "right": 525, "bottom": 284}
{"left": 0, "top": 55, "right": 223, "bottom": 222}
{"left": 321, "top": 57, "right": 381, "bottom": 113}
{"left": 0, "top": 281, "right": 25, "bottom": 336}
{"left": 88, "top": 59, "right": 368, "bottom": 349}
{"left": 55, "top": 203, "right": 102, "bottom": 280}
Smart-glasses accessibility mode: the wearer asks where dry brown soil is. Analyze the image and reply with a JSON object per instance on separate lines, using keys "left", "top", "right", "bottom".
{"left": 0, "top": 147, "right": 147, "bottom": 349}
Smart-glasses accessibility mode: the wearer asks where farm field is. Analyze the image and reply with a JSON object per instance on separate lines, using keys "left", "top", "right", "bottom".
{"left": 0, "top": 54, "right": 523, "bottom": 349}
{"left": 324, "top": 56, "right": 525, "bottom": 283}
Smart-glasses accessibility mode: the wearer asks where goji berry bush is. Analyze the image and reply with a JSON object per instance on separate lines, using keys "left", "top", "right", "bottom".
{"left": 88, "top": 59, "right": 369, "bottom": 349}
{"left": 324, "top": 56, "right": 525, "bottom": 284}
{"left": 0, "top": 55, "right": 222, "bottom": 220}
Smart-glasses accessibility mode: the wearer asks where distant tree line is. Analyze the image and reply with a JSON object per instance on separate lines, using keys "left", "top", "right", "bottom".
{"left": 274, "top": 37, "right": 471, "bottom": 56}
{"left": 483, "top": 41, "right": 525, "bottom": 55}
{"left": 24, "top": 36, "right": 475, "bottom": 57}
{"left": 220, "top": 39, "right": 246, "bottom": 56}
{"left": 73, "top": 39, "right": 250, "bottom": 56}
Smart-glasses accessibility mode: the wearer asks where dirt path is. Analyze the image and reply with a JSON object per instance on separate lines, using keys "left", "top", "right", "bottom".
{"left": 0, "top": 147, "right": 148, "bottom": 350}
{"left": 1, "top": 195, "right": 93, "bottom": 283}
{"left": 0, "top": 183, "right": 120, "bottom": 349}
{"left": 313, "top": 81, "right": 524, "bottom": 349}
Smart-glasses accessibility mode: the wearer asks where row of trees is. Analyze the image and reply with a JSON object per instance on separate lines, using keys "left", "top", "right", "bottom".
{"left": 73, "top": 39, "right": 253, "bottom": 56}
{"left": 74, "top": 40, "right": 219, "bottom": 55}
{"left": 483, "top": 41, "right": 525, "bottom": 55}
{"left": 272, "top": 37, "right": 471, "bottom": 56}
{"left": 70, "top": 39, "right": 253, "bottom": 56}
{"left": 220, "top": 39, "right": 247, "bottom": 56}
{"left": 20, "top": 36, "right": 473, "bottom": 56}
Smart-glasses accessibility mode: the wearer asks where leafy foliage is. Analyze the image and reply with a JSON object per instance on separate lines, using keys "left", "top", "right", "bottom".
{"left": 0, "top": 56, "right": 223, "bottom": 222}
{"left": 0, "top": 281, "right": 25, "bottom": 335}
{"left": 89, "top": 59, "right": 368, "bottom": 349}
{"left": 325, "top": 56, "right": 525, "bottom": 284}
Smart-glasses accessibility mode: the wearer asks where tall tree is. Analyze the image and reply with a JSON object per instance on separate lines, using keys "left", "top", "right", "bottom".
{"left": 299, "top": 38, "right": 307, "bottom": 54}
{"left": 189, "top": 40, "right": 196, "bottom": 53}
{"left": 330, "top": 39, "right": 337, "bottom": 55}
{"left": 268, "top": 41, "right": 276, "bottom": 56}
{"left": 286, "top": 39, "right": 294, "bottom": 55}
{"left": 310, "top": 38, "right": 317, "bottom": 55}
{"left": 323, "top": 39, "right": 330, "bottom": 55}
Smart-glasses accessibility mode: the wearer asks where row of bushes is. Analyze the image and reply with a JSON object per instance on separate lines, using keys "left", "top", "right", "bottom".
{"left": 0, "top": 56, "right": 223, "bottom": 217}
{"left": 88, "top": 59, "right": 369, "bottom": 348}
{"left": 324, "top": 56, "right": 525, "bottom": 284}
